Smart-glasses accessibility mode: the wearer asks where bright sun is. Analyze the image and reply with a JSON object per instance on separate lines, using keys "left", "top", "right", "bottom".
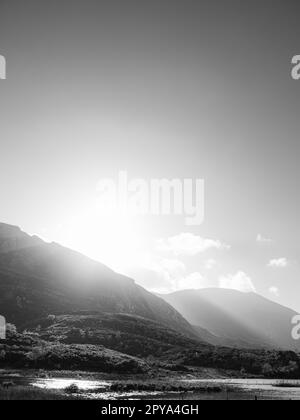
{"left": 53, "top": 203, "right": 144, "bottom": 274}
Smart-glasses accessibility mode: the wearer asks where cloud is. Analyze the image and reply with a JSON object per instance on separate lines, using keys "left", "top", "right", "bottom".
{"left": 177, "top": 272, "right": 214, "bottom": 291}
{"left": 269, "top": 286, "right": 280, "bottom": 297}
{"left": 256, "top": 234, "right": 272, "bottom": 243}
{"left": 128, "top": 254, "right": 217, "bottom": 294}
{"left": 268, "top": 258, "right": 288, "bottom": 268}
{"left": 157, "top": 258, "right": 186, "bottom": 278}
{"left": 219, "top": 271, "right": 256, "bottom": 293}
{"left": 205, "top": 259, "right": 217, "bottom": 270}
{"left": 128, "top": 256, "right": 187, "bottom": 294}
{"left": 157, "top": 233, "right": 230, "bottom": 256}
{"left": 142, "top": 257, "right": 186, "bottom": 283}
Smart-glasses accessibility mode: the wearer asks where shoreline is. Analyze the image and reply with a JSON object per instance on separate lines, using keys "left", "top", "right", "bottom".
{"left": 1, "top": 369, "right": 300, "bottom": 400}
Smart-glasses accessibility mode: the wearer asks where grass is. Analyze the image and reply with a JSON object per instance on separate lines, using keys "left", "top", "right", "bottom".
{"left": 109, "top": 381, "right": 222, "bottom": 394}
{"left": 273, "top": 382, "right": 300, "bottom": 388}
{"left": 0, "top": 386, "right": 78, "bottom": 400}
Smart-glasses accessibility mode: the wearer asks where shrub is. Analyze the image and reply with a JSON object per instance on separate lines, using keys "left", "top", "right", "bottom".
{"left": 65, "top": 384, "right": 80, "bottom": 394}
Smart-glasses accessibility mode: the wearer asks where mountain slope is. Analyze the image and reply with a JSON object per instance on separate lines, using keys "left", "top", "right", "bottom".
{"left": 161, "top": 288, "right": 300, "bottom": 351}
{"left": 0, "top": 223, "right": 195, "bottom": 338}
{"left": 23, "top": 312, "right": 208, "bottom": 359}
{"left": 0, "top": 223, "right": 43, "bottom": 254}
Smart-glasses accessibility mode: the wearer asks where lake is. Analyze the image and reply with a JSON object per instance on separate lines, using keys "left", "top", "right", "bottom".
{"left": 1, "top": 371, "right": 300, "bottom": 400}
{"left": 29, "top": 377, "right": 300, "bottom": 400}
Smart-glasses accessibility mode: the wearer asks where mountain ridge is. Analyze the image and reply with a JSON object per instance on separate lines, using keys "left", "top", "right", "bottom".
{"left": 0, "top": 222, "right": 196, "bottom": 339}
{"left": 160, "top": 288, "right": 300, "bottom": 351}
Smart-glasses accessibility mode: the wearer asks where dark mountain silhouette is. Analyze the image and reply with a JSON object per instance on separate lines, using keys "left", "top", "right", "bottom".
{"left": 161, "top": 288, "right": 300, "bottom": 351}
{"left": 0, "top": 223, "right": 195, "bottom": 338}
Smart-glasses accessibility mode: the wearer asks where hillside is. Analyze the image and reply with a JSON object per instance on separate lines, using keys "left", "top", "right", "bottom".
{"left": 0, "top": 328, "right": 148, "bottom": 373}
{"left": 0, "top": 223, "right": 195, "bottom": 338}
{"left": 161, "top": 288, "right": 300, "bottom": 351}
{"left": 2, "top": 320, "right": 300, "bottom": 379}
{"left": 24, "top": 313, "right": 207, "bottom": 359}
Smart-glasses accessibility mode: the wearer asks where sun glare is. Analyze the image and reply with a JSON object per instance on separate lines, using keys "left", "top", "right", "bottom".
{"left": 53, "top": 203, "right": 144, "bottom": 274}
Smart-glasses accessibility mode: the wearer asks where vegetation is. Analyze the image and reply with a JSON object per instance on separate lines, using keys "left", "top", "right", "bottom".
{"left": 171, "top": 347, "right": 300, "bottom": 378}
{"left": 1, "top": 317, "right": 300, "bottom": 380}
{"left": 32, "top": 313, "right": 201, "bottom": 358}
{"left": 109, "top": 381, "right": 222, "bottom": 394}
{"left": 0, "top": 329, "right": 148, "bottom": 374}
{"left": 0, "top": 385, "right": 78, "bottom": 400}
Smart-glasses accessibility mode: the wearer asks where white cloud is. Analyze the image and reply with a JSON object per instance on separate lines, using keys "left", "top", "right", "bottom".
{"left": 268, "top": 258, "right": 288, "bottom": 268}
{"left": 205, "top": 259, "right": 217, "bottom": 270}
{"left": 157, "top": 233, "right": 230, "bottom": 257}
{"left": 128, "top": 253, "right": 217, "bottom": 293}
{"left": 127, "top": 257, "right": 185, "bottom": 294}
{"left": 219, "top": 271, "right": 256, "bottom": 293}
{"left": 256, "top": 234, "right": 272, "bottom": 243}
{"left": 143, "top": 257, "right": 186, "bottom": 282}
{"left": 158, "top": 258, "right": 186, "bottom": 278}
{"left": 177, "top": 272, "right": 213, "bottom": 291}
{"left": 269, "top": 286, "right": 280, "bottom": 297}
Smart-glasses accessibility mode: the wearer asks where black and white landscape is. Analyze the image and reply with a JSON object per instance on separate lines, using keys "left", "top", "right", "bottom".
{"left": 1, "top": 0, "right": 300, "bottom": 401}
{"left": 0, "top": 222, "right": 300, "bottom": 400}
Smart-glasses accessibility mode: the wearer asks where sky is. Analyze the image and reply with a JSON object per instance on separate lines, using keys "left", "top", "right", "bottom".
{"left": 0, "top": 0, "right": 300, "bottom": 311}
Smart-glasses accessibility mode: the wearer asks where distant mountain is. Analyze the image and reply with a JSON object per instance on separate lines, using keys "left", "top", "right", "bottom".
{"left": 160, "top": 288, "right": 300, "bottom": 351}
{"left": 0, "top": 223, "right": 195, "bottom": 338}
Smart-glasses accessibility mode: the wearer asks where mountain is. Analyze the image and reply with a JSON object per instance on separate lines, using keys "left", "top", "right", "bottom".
{"left": 0, "top": 223, "right": 43, "bottom": 254}
{"left": 1, "top": 223, "right": 300, "bottom": 378}
{"left": 0, "top": 223, "right": 195, "bottom": 338}
{"left": 25, "top": 312, "right": 208, "bottom": 359}
{"left": 160, "top": 288, "right": 300, "bottom": 351}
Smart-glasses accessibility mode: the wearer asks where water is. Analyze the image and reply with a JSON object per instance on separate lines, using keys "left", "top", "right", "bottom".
{"left": 2, "top": 372, "right": 300, "bottom": 400}
{"left": 31, "top": 378, "right": 109, "bottom": 391}
{"left": 29, "top": 378, "right": 163, "bottom": 400}
{"left": 182, "top": 379, "right": 300, "bottom": 400}
{"left": 30, "top": 377, "right": 300, "bottom": 400}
